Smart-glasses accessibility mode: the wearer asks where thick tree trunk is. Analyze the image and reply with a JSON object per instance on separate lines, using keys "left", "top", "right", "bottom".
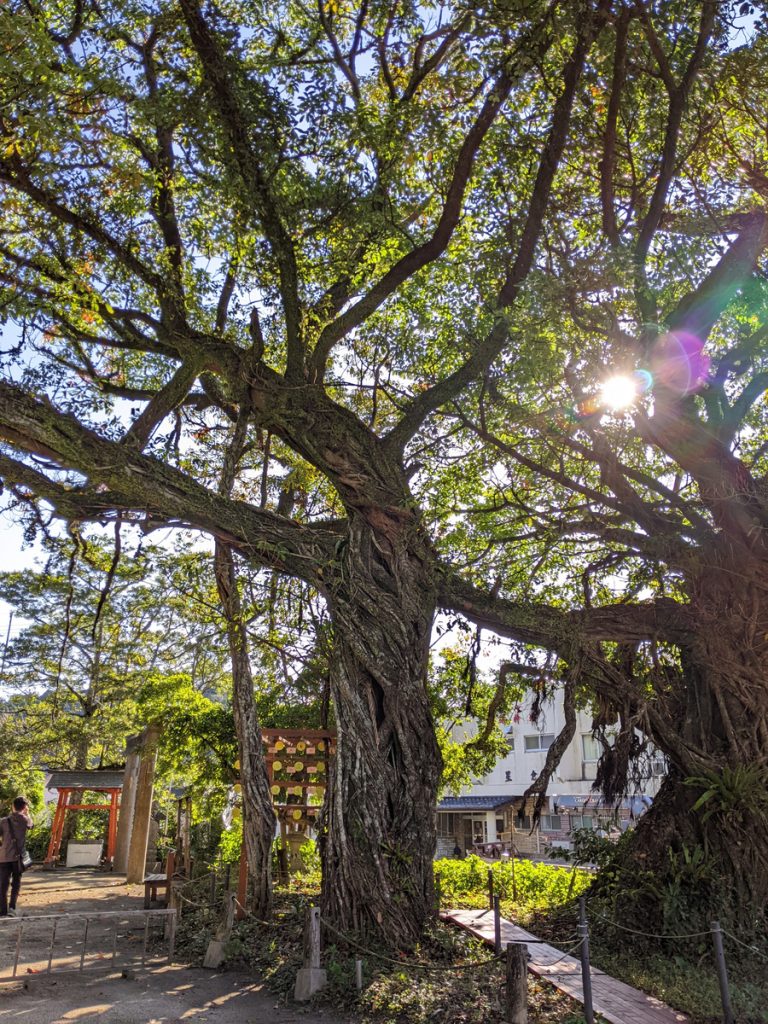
{"left": 599, "top": 554, "right": 768, "bottom": 935}
{"left": 320, "top": 513, "right": 442, "bottom": 948}
{"left": 214, "top": 541, "right": 276, "bottom": 920}
{"left": 607, "top": 765, "right": 768, "bottom": 938}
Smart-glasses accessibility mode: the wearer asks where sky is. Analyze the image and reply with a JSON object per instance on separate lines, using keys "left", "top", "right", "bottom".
{"left": 0, "top": 515, "right": 42, "bottom": 645}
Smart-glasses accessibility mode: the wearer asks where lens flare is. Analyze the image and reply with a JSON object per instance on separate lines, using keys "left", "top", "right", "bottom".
{"left": 650, "top": 332, "right": 709, "bottom": 395}
{"left": 600, "top": 375, "right": 638, "bottom": 410}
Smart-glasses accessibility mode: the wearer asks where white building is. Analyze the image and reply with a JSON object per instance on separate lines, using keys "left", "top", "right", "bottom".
{"left": 436, "top": 686, "right": 664, "bottom": 859}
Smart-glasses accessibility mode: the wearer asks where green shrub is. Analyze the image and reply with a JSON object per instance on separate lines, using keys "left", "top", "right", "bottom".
{"left": 435, "top": 854, "right": 591, "bottom": 912}
{"left": 217, "top": 819, "right": 243, "bottom": 865}
{"left": 295, "top": 837, "right": 321, "bottom": 883}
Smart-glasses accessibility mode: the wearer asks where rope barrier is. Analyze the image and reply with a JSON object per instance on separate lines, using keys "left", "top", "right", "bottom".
{"left": 529, "top": 935, "right": 585, "bottom": 968}
{"left": 175, "top": 871, "right": 215, "bottom": 890}
{"left": 721, "top": 928, "right": 768, "bottom": 961}
{"left": 175, "top": 890, "right": 212, "bottom": 911}
{"left": 320, "top": 918, "right": 505, "bottom": 973}
{"left": 589, "top": 911, "right": 711, "bottom": 940}
{"left": 232, "top": 897, "right": 294, "bottom": 928}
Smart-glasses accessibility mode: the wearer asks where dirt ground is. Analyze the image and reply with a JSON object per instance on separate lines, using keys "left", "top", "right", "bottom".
{"left": 0, "top": 869, "right": 349, "bottom": 1024}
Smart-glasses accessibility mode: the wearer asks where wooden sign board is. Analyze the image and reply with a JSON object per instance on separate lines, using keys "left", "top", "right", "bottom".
{"left": 261, "top": 728, "right": 335, "bottom": 832}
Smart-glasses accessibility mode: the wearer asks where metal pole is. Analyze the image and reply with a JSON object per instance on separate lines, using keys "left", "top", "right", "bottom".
{"left": 79, "top": 918, "right": 90, "bottom": 971}
{"left": 47, "top": 919, "right": 58, "bottom": 973}
{"left": 354, "top": 958, "right": 363, "bottom": 992}
{"left": 493, "top": 895, "right": 502, "bottom": 955}
{"left": 141, "top": 916, "right": 150, "bottom": 966}
{"left": 12, "top": 921, "right": 22, "bottom": 979}
{"left": 578, "top": 897, "right": 594, "bottom": 1024}
{"left": 488, "top": 867, "right": 494, "bottom": 909}
{"left": 710, "top": 921, "right": 735, "bottom": 1024}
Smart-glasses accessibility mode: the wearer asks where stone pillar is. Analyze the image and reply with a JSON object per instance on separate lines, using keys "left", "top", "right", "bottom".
{"left": 126, "top": 724, "right": 161, "bottom": 884}
{"left": 114, "top": 733, "right": 142, "bottom": 874}
{"left": 145, "top": 817, "right": 160, "bottom": 872}
{"left": 286, "top": 831, "right": 308, "bottom": 874}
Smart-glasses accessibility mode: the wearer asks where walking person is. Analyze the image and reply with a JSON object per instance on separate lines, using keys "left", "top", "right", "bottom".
{"left": 0, "top": 797, "right": 33, "bottom": 918}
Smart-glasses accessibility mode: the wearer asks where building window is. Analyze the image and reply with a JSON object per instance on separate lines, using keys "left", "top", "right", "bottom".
{"left": 581, "top": 734, "right": 600, "bottom": 762}
{"left": 505, "top": 728, "right": 515, "bottom": 750}
{"left": 514, "top": 814, "right": 531, "bottom": 831}
{"left": 571, "top": 815, "right": 594, "bottom": 830}
{"left": 651, "top": 758, "right": 666, "bottom": 776}
{"left": 541, "top": 814, "right": 562, "bottom": 831}
{"left": 496, "top": 818, "right": 505, "bottom": 835}
{"left": 524, "top": 733, "right": 555, "bottom": 752}
{"left": 471, "top": 819, "right": 487, "bottom": 844}
{"left": 437, "top": 813, "right": 455, "bottom": 837}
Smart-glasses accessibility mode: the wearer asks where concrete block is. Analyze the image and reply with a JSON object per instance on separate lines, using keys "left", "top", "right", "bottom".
{"left": 66, "top": 842, "right": 103, "bottom": 868}
{"left": 293, "top": 967, "right": 327, "bottom": 1001}
{"left": 203, "top": 939, "right": 227, "bottom": 969}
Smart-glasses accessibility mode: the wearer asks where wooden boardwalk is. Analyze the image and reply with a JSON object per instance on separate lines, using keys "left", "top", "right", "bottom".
{"left": 442, "top": 908, "right": 688, "bottom": 1024}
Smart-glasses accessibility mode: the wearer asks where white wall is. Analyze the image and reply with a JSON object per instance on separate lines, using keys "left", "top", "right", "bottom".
{"left": 451, "top": 686, "right": 664, "bottom": 800}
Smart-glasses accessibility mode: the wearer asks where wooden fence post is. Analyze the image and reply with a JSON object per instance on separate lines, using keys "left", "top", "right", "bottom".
{"left": 493, "top": 895, "right": 502, "bottom": 955}
{"left": 294, "top": 905, "right": 327, "bottom": 1000}
{"left": 488, "top": 867, "right": 494, "bottom": 909}
{"left": 505, "top": 942, "right": 527, "bottom": 1024}
{"left": 202, "top": 892, "right": 236, "bottom": 969}
{"left": 304, "top": 905, "right": 321, "bottom": 970}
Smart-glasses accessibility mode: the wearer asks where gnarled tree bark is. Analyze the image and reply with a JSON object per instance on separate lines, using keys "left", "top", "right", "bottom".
{"left": 320, "top": 512, "right": 441, "bottom": 946}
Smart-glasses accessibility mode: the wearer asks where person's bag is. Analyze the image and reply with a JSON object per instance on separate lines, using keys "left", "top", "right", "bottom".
{"left": 3, "top": 816, "right": 32, "bottom": 871}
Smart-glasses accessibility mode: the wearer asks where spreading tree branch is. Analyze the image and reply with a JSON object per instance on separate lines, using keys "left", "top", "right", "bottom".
{"left": 178, "top": 0, "right": 304, "bottom": 378}
{"left": 386, "top": 2, "right": 609, "bottom": 453}
{"left": 0, "top": 380, "right": 338, "bottom": 582}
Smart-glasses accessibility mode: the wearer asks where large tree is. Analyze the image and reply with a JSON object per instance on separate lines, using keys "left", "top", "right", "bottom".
{"left": 0, "top": 536, "right": 233, "bottom": 767}
{"left": 1, "top": 0, "right": 767, "bottom": 941}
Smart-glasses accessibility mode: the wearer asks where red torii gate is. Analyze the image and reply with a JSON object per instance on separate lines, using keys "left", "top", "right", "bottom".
{"left": 45, "top": 770, "right": 124, "bottom": 867}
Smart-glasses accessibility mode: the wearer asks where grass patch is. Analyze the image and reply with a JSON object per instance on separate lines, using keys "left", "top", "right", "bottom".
{"left": 174, "top": 856, "right": 768, "bottom": 1024}
{"left": 592, "top": 949, "right": 768, "bottom": 1024}
{"left": 527, "top": 902, "right": 768, "bottom": 1024}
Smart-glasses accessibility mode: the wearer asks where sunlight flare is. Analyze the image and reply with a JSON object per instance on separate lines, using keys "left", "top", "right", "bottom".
{"left": 600, "top": 374, "right": 638, "bottom": 410}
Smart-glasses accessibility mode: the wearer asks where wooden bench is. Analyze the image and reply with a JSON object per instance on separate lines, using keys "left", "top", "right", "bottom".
{"left": 143, "top": 850, "right": 176, "bottom": 909}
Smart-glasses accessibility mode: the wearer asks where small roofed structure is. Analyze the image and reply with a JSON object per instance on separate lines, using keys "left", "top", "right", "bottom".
{"left": 45, "top": 770, "right": 124, "bottom": 868}
{"left": 436, "top": 794, "right": 523, "bottom": 857}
